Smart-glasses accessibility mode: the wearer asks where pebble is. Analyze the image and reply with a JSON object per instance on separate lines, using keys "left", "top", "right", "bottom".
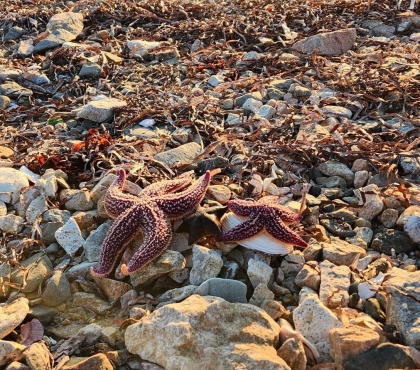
{"left": 0, "top": 167, "right": 29, "bottom": 204}
{"left": 34, "top": 12, "right": 84, "bottom": 53}
{"left": 55, "top": 218, "right": 85, "bottom": 255}
{"left": 4, "top": 26, "right": 26, "bottom": 41}
{"left": 387, "top": 271, "right": 420, "bottom": 348}
{"left": 158, "top": 285, "right": 198, "bottom": 306}
{"left": 247, "top": 258, "right": 273, "bottom": 288}
{"left": 351, "top": 159, "right": 369, "bottom": 172}
{"left": 207, "top": 185, "right": 231, "bottom": 204}
{"left": 0, "top": 215, "right": 25, "bottom": 233}
{"left": 318, "top": 161, "right": 354, "bottom": 185}
{"left": 0, "top": 81, "right": 33, "bottom": 98}
{"left": 293, "top": 295, "right": 343, "bottom": 359}
{"left": 234, "top": 92, "right": 262, "bottom": 107}
{"left": 22, "top": 71, "right": 50, "bottom": 85}
{"left": 25, "top": 342, "right": 53, "bottom": 369}
{"left": 322, "top": 238, "right": 366, "bottom": 266}
{"left": 63, "top": 353, "right": 114, "bottom": 370}
{"left": 83, "top": 223, "right": 111, "bottom": 262}
{"left": 41, "top": 270, "right": 71, "bottom": 306}
{"left": 63, "top": 189, "right": 94, "bottom": 211}
{"left": 0, "top": 201, "right": 6, "bottom": 217}
{"left": 292, "top": 28, "right": 357, "bottom": 55}
{"left": 126, "top": 39, "right": 162, "bottom": 59}
{"left": 396, "top": 205, "right": 420, "bottom": 227}
{"left": 328, "top": 325, "right": 381, "bottom": 366}
{"left": 291, "top": 84, "right": 312, "bottom": 100}
{"left": 79, "top": 62, "right": 103, "bottom": 78}
{"left": 37, "top": 171, "right": 58, "bottom": 197}
{"left": 371, "top": 228, "right": 415, "bottom": 254}
{"left": 73, "top": 292, "right": 111, "bottom": 314}
{"left": 0, "top": 341, "right": 26, "bottom": 367}
{"left": 343, "top": 343, "right": 418, "bottom": 370}
{"left": 189, "top": 245, "right": 223, "bottom": 286}
{"left": 249, "top": 283, "right": 274, "bottom": 306}
{"left": 168, "top": 268, "right": 189, "bottom": 283}
{"left": 26, "top": 195, "right": 48, "bottom": 224}
{"left": 242, "top": 97, "right": 263, "bottom": 113}
{"left": 95, "top": 278, "right": 132, "bottom": 301}
{"left": 354, "top": 184, "right": 384, "bottom": 221}
{"left": 0, "top": 96, "right": 11, "bottom": 110}
{"left": 379, "top": 208, "right": 399, "bottom": 228}
{"left": 130, "top": 250, "right": 185, "bottom": 286}
{"left": 295, "top": 261, "right": 321, "bottom": 292}
{"left": 321, "top": 105, "right": 353, "bottom": 118}
{"left": 154, "top": 142, "right": 202, "bottom": 168}
{"left": 10, "top": 252, "right": 53, "bottom": 293}
{"left": 195, "top": 277, "right": 247, "bottom": 303}
{"left": 75, "top": 98, "right": 127, "bottom": 122}
{"left": 319, "top": 260, "right": 351, "bottom": 308}
{"left": 257, "top": 105, "right": 277, "bottom": 119}
{"left": 404, "top": 215, "right": 420, "bottom": 243}
{"left": 353, "top": 170, "right": 369, "bottom": 188}
{"left": 0, "top": 297, "right": 29, "bottom": 339}
{"left": 277, "top": 338, "right": 306, "bottom": 370}
{"left": 207, "top": 74, "right": 225, "bottom": 87}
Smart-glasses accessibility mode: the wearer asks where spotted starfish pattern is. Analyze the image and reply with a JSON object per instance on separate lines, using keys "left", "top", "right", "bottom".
{"left": 91, "top": 170, "right": 211, "bottom": 277}
{"left": 215, "top": 196, "right": 307, "bottom": 248}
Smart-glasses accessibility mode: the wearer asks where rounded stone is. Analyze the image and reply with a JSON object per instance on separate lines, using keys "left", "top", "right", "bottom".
{"left": 10, "top": 253, "right": 53, "bottom": 293}
{"left": 0, "top": 167, "right": 29, "bottom": 204}
{"left": 0, "top": 95, "right": 10, "bottom": 110}
{"left": 41, "top": 270, "right": 71, "bottom": 306}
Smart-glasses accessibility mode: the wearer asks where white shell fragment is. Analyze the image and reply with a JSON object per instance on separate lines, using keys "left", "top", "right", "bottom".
{"left": 220, "top": 212, "right": 294, "bottom": 255}
{"left": 139, "top": 118, "right": 156, "bottom": 128}
{"left": 358, "top": 272, "right": 385, "bottom": 300}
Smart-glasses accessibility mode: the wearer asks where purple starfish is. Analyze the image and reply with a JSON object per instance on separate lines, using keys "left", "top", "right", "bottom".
{"left": 215, "top": 197, "right": 307, "bottom": 248}
{"left": 91, "top": 170, "right": 211, "bottom": 277}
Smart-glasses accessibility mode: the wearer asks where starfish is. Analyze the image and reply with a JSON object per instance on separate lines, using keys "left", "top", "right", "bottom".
{"left": 91, "top": 170, "right": 211, "bottom": 278}
{"left": 215, "top": 196, "right": 307, "bottom": 249}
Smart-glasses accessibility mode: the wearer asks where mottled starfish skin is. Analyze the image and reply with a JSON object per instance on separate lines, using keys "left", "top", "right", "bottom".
{"left": 227, "top": 197, "right": 303, "bottom": 225}
{"left": 215, "top": 198, "right": 307, "bottom": 248}
{"left": 91, "top": 171, "right": 211, "bottom": 277}
{"left": 104, "top": 169, "right": 192, "bottom": 219}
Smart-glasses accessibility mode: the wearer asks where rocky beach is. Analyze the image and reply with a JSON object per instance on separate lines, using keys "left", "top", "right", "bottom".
{"left": 1, "top": 0, "right": 420, "bottom": 369}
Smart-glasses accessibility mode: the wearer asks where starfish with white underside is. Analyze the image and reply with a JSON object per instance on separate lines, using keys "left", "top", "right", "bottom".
{"left": 215, "top": 196, "right": 307, "bottom": 250}
{"left": 90, "top": 170, "right": 211, "bottom": 278}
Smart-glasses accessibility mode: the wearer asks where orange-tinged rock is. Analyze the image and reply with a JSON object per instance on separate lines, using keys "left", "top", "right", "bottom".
{"left": 328, "top": 325, "right": 381, "bottom": 365}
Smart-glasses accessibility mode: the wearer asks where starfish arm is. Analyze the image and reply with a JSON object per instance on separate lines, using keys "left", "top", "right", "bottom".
{"left": 140, "top": 175, "right": 192, "bottom": 198}
{"left": 105, "top": 169, "right": 140, "bottom": 219}
{"left": 154, "top": 171, "right": 211, "bottom": 219}
{"left": 215, "top": 212, "right": 265, "bottom": 242}
{"left": 272, "top": 206, "right": 303, "bottom": 224}
{"left": 257, "top": 196, "right": 303, "bottom": 224}
{"left": 121, "top": 206, "right": 172, "bottom": 275}
{"left": 264, "top": 212, "right": 308, "bottom": 248}
{"left": 90, "top": 202, "right": 150, "bottom": 278}
{"left": 226, "top": 199, "right": 257, "bottom": 217}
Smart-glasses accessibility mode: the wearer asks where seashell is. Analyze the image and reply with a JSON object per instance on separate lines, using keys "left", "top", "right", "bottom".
{"left": 220, "top": 212, "right": 294, "bottom": 255}
{"left": 21, "top": 318, "right": 44, "bottom": 347}
{"left": 358, "top": 272, "right": 385, "bottom": 300}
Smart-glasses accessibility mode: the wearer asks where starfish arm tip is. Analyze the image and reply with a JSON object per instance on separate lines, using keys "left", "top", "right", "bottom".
{"left": 90, "top": 265, "right": 108, "bottom": 278}
{"left": 121, "top": 264, "right": 129, "bottom": 275}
